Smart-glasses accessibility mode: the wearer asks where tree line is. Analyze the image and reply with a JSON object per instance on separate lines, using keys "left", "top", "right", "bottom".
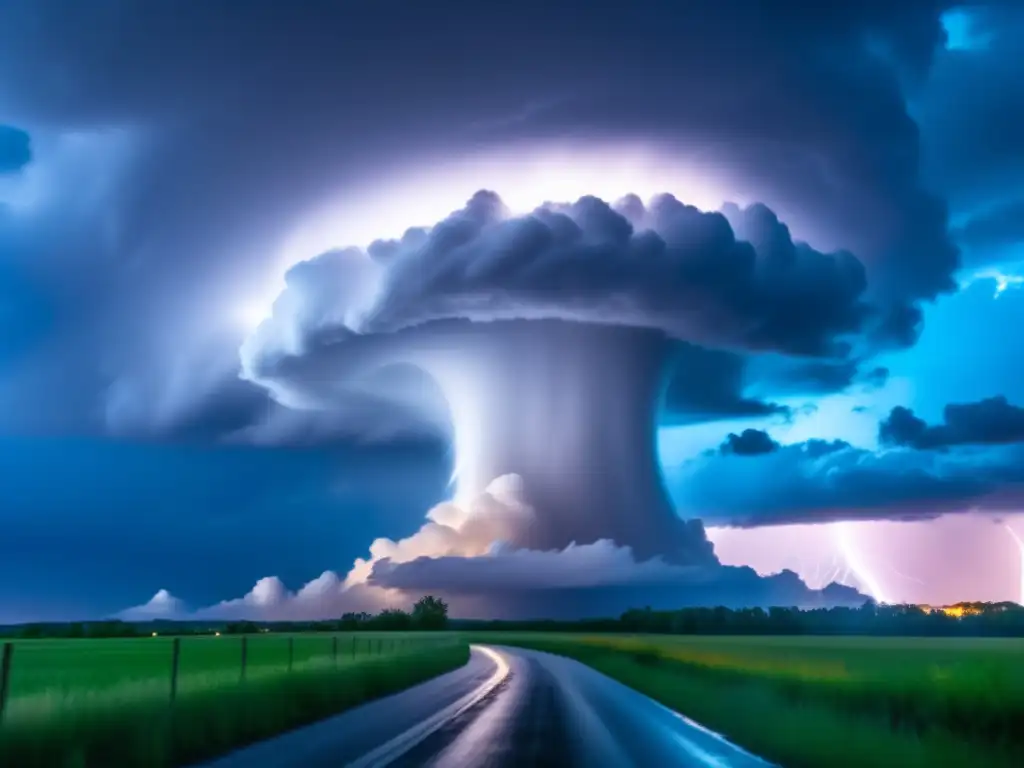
{"left": 462, "top": 600, "right": 1024, "bottom": 636}
{"left": 3, "top": 596, "right": 450, "bottom": 639}
{"left": 6, "top": 598, "right": 1024, "bottom": 639}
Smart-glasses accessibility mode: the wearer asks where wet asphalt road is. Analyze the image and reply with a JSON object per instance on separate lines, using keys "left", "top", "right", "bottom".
{"left": 198, "top": 645, "right": 776, "bottom": 768}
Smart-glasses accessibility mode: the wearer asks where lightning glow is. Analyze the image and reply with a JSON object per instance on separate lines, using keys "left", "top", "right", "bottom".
{"left": 1004, "top": 523, "right": 1024, "bottom": 606}
{"left": 227, "top": 141, "right": 739, "bottom": 332}
{"left": 287, "top": 142, "right": 734, "bottom": 257}
{"left": 831, "top": 522, "right": 889, "bottom": 603}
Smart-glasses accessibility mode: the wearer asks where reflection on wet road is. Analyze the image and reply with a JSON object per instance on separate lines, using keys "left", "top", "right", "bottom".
{"left": 198, "top": 645, "right": 776, "bottom": 768}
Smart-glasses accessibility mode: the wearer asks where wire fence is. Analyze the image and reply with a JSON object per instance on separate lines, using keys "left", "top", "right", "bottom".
{"left": 0, "top": 633, "right": 456, "bottom": 727}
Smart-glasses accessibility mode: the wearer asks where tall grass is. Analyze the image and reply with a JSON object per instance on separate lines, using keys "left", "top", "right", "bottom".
{"left": 477, "top": 633, "right": 1023, "bottom": 768}
{"left": 0, "top": 639, "right": 468, "bottom": 767}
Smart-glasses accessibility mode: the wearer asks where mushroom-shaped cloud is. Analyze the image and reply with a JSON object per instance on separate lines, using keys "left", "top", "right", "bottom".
{"left": 241, "top": 191, "right": 877, "bottom": 567}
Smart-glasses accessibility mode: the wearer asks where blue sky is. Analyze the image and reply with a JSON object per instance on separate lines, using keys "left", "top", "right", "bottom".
{"left": 2, "top": 1, "right": 1024, "bottom": 621}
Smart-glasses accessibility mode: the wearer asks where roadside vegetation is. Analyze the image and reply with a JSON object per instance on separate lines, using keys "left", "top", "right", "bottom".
{"left": 0, "top": 598, "right": 465, "bottom": 767}
{"left": 4, "top": 598, "right": 1023, "bottom": 767}
{"left": 476, "top": 632, "right": 1024, "bottom": 768}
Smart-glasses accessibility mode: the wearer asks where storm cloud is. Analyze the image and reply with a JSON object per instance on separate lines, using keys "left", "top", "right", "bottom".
{"left": 721, "top": 429, "right": 780, "bottom": 456}
{"left": 366, "top": 549, "right": 867, "bottom": 619}
{"left": 879, "top": 396, "right": 1024, "bottom": 450}
{"left": 661, "top": 344, "right": 789, "bottom": 424}
{"left": 239, "top": 192, "right": 887, "bottom": 566}
{"left": 245, "top": 192, "right": 876, "bottom": 371}
{"left": 672, "top": 432, "right": 1024, "bottom": 527}
{"left": 5, "top": 1, "right": 1024, "bottom": 619}
{"left": 0, "top": 0, "right": 963, "bottom": 445}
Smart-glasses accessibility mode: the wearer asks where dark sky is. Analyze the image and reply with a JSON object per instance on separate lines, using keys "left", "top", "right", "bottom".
{"left": 1, "top": 1, "right": 1023, "bottom": 620}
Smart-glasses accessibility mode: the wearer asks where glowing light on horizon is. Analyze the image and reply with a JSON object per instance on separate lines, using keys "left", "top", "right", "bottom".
{"left": 1005, "top": 523, "right": 1024, "bottom": 606}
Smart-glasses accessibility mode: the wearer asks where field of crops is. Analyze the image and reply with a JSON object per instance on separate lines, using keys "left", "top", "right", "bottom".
{"left": 473, "top": 632, "right": 1024, "bottom": 768}
{"left": 0, "top": 632, "right": 467, "bottom": 767}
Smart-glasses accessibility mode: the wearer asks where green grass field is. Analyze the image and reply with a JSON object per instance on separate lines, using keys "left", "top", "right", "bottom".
{"left": 0, "top": 633, "right": 467, "bottom": 767}
{"left": 468, "top": 632, "right": 1024, "bottom": 768}
{"left": 5, "top": 631, "right": 1021, "bottom": 767}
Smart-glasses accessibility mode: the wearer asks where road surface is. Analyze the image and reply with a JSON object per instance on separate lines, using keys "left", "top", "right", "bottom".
{"left": 199, "top": 644, "right": 776, "bottom": 767}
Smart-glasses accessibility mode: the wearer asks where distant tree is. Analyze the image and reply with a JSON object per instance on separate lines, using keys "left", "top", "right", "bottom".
{"left": 338, "top": 612, "right": 372, "bottom": 630}
{"left": 18, "top": 624, "right": 44, "bottom": 639}
{"left": 412, "top": 596, "right": 449, "bottom": 630}
{"left": 85, "top": 620, "right": 138, "bottom": 638}
{"left": 371, "top": 609, "right": 413, "bottom": 630}
{"left": 224, "top": 621, "right": 260, "bottom": 635}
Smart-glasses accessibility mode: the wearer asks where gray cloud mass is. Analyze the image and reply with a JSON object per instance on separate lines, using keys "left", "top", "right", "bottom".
{"left": 3, "top": 1, "right": 1024, "bottom": 619}
{"left": 673, "top": 431, "right": 1024, "bottom": 527}
{"left": 879, "top": 396, "right": 1024, "bottom": 450}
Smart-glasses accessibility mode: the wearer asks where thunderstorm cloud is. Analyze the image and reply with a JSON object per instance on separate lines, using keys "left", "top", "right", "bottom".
{"left": 672, "top": 430, "right": 1024, "bottom": 527}
{"left": 7, "top": 1, "right": 1024, "bottom": 618}
{"left": 243, "top": 191, "right": 877, "bottom": 379}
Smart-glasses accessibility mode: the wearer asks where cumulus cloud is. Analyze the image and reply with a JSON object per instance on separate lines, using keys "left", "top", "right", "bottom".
{"left": 1, "top": 1, "right": 982, "bottom": 619}
{"left": 193, "top": 572, "right": 384, "bottom": 621}
{"left": 116, "top": 589, "right": 185, "bottom": 620}
{"left": 673, "top": 436, "right": 1024, "bottom": 527}
{"left": 176, "top": 475, "right": 544, "bottom": 621}
{"left": 242, "top": 248, "right": 384, "bottom": 368}
{"left": 171, "top": 555, "right": 866, "bottom": 622}
{"left": 344, "top": 474, "right": 538, "bottom": 584}
{"left": 236, "top": 193, "right": 897, "bottom": 559}
{"left": 367, "top": 545, "right": 867, "bottom": 618}
{"left": 238, "top": 194, "right": 882, "bottom": 563}
{"left": 879, "top": 396, "right": 1024, "bottom": 450}
{"left": 368, "top": 539, "right": 702, "bottom": 591}
{"left": 720, "top": 428, "right": 780, "bottom": 456}
{"left": 0, "top": 0, "right": 967, "bottom": 449}
{"left": 244, "top": 192, "right": 878, "bottom": 385}
{"left": 156, "top": 472, "right": 867, "bottom": 621}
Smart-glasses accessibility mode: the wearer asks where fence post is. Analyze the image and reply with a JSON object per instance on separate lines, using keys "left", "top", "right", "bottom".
{"left": 240, "top": 636, "right": 248, "bottom": 683}
{"left": 169, "top": 637, "right": 181, "bottom": 704}
{"left": 0, "top": 642, "right": 13, "bottom": 725}
{"left": 332, "top": 636, "right": 338, "bottom": 667}
{"left": 288, "top": 637, "right": 294, "bottom": 673}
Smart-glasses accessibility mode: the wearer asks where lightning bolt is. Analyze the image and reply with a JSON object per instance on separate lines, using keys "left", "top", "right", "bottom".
{"left": 832, "top": 522, "right": 889, "bottom": 603}
{"left": 1004, "top": 524, "right": 1024, "bottom": 606}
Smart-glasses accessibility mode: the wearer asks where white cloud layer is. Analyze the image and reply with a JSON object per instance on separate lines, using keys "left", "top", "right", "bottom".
{"left": 118, "top": 473, "right": 863, "bottom": 621}
{"left": 116, "top": 588, "right": 186, "bottom": 620}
